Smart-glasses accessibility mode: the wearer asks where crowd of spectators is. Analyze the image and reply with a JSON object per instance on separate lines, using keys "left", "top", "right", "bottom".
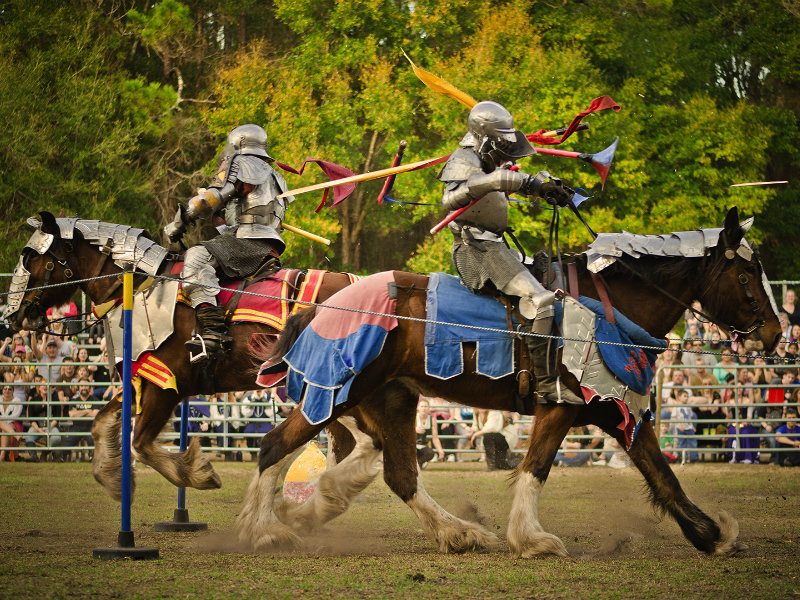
{"left": 2, "top": 287, "right": 800, "bottom": 467}
{"left": 0, "top": 305, "right": 119, "bottom": 461}
{"left": 654, "top": 292, "right": 800, "bottom": 466}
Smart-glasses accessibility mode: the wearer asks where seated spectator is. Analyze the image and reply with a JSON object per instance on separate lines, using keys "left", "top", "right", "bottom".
{"left": 727, "top": 420, "right": 761, "bottom": 464}
{"left": 683, "top": 322, "right": 702, "bottom": 343}
{"left": 0, "top": 384, "right": 24, "bottom": 461}
{"left": 707, "top": 327, "right": 726, "bottom": 352}
{"left": 659, "top": 422, "right": 678, "bottom": 463}
{"left": 662, "top": 367, "right": 689, "bottom": 404}
{"left": 53, "top": 360, "right": 78, "bottom": 406}
{"left": 175, "top": 397, "right": 214, "bottom": 449}
{"left": 727, "top": 372, "right": 762, "bottom": 464}
{"left": 597, "top": 436, "right": 630, "bottom": 469}
{"left": 90, "top": 340, "right": 112, "bottom": 399}
{"left": 4, "top": 353, "right": 33, "bottom": 402}
{"left": 751, "top": 356, "right": 770, "bottom": 402}
{"left": 671, "top": 388, "right": 698, "bottom": 462}
{"left": 448, "top": 404, "right": 477, "bottom": 461}
{"left": 782, "top": 289, "right": 800, "bottom": 326}
{"left": 32, "top": 335, "right": 63, "bottom": 383}
{"left": 554, "top": 425, "right": 603, "bottom": 467}
{"left": 688, "top": 357, "right": 718, "bottom": 390}
{"left": 273, "top": 387, "right": 293, "bottom": 420}
{"left": 775, "top": 408, "right": 800, "bottom": 466}
{"left": 241, "top": 388, "right": 275, "bottom": 460}
{"left": 428, "top": 398, "right": 458, "bottom": 458}
{"left": 75, "top": 347, "right": 92, "bottom": 368}
{"left": 468, "top": 410, "right": 520, "bottom": 471}
{"left": 86, "top": 318, "right": 105, "bottom": 347}
{"left": 415, "top": 397, "right": 445, "bottom": 468}
{"left": 23, "top": 378, "right": 62, "bottom": 462}
{"left": 769, "top": 339, "right": 795, "bottom": 369}
{"left": 0, "top": 337, "right": 14, "bottom": 363}
{"left": 62, "top": 379, "right": 100, "bottom": 461}
{"left": 778, "top": 311, "right": 791, "bottom": 341}
{"left": 766, "top": 368, "right": 796, "bottom": 407}
{"left": 655, "top": 335, "right": 682, "bottom": 398}
{"left": 212, "top": 392, "right": 244, "bottom": 462}
{"left": 712, "top": 347, "right": 737, "bottom": 384}
{"left": 694, "top": 379, "right": 728, "bottom": 461}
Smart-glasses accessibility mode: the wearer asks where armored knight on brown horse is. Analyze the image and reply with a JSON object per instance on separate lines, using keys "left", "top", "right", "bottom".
{"left": 164, "top": 124, "right": 295, "bottom": 362}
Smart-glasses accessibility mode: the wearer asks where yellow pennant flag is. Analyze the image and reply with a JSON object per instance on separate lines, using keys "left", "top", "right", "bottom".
{"left": 403, "top": 51, "right": 477, "bottom": 110}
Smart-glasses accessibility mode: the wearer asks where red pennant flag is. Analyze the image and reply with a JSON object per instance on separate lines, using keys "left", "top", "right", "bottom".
{"left": 275, "top": 159, "right": 357, "bottom": 211}
{"left": 527, "top": 96, "right": 620, "bottom": 146}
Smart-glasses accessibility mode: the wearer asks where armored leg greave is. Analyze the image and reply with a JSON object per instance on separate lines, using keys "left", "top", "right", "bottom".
{"left": 182, "top": 245, "right": 220, "bottom": 308}
{"left": 523, "top": 305, "right": 582, "bottom": 405}
{"left": 501, "top": 270, "right": 555, "bottom": 320}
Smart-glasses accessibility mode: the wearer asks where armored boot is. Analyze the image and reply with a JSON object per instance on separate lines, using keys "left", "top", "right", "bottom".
{"left": 186, "top": 304, "right": 233, "bottom": 362}
{"left": 523, "top": 305, "right": 583, "bottom": 404}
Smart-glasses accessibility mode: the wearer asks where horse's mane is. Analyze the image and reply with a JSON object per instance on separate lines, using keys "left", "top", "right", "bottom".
{"left": 584, "top": 253, "right": 703, "bottom": 288}
{"left": 581, "top": 227, "right": 732, "bottom": 287}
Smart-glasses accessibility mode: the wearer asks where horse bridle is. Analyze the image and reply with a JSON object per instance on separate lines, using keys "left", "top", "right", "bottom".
{"left": 13, "top": 244, "right": 75, "bottom": 330}
{"left": 695, "top": 234, "right": 768, "bottom": 342}
{"left": 16, "top": 237, "right": 123, "bottom": 333}
{"left": 612, "top": 240, "right": 767, "bottom": 344}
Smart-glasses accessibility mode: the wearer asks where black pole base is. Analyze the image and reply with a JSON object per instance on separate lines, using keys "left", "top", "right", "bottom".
{"left": 153, "top": 508, "right": 208, "bottom": 532}
{"left": 93, "top": 531, "right": 159, "bottom": 560}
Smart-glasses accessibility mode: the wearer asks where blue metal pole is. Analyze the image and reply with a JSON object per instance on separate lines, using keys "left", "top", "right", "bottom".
{"left": 120, "top": 268, "right": 134, "bottom": 538}
{"left": 177, "top": 398, "right": 189, "bottom": 511}
{"left": 93, "top": 266, "right": 158, "bottom": 558}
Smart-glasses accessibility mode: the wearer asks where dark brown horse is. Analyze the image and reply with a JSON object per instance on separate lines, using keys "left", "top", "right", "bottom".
{"left": 235, "top": 207, "right": 781, "bottom": 556}
{"left": 4, "top": 212, "right": 356, "bottom": 500}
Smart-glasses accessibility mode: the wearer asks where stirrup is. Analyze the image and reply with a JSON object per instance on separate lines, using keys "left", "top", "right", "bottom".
{"left": 187, "top": 334, "right": 209, "bottom": 364}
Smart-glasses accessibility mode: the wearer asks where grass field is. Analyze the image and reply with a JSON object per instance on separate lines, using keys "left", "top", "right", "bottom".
{"left": 0, "top": 459, "right": 798, "bottom": 599}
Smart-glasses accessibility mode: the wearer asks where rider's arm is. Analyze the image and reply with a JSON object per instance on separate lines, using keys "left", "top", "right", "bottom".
{"left": 441, "top": 169, "right": 549, "bottom": 211}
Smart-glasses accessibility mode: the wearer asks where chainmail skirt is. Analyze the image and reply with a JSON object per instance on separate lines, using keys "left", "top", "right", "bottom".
{"left": 452, "top": 239, "right": 528, "bottom": 294}
{"left": 203, "top": 234, "right": 279, "bottom": 278}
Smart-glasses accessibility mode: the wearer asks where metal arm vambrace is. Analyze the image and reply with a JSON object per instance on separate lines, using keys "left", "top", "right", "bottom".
{"left": 441, "top": 169, "right": 545, "bottom": 210}
{"left": 185, "top": 183, "right": 235, "bottom": 221}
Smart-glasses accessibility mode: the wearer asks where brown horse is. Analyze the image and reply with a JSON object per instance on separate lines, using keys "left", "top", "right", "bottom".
{"left": 235, "top": 207, "right": 782, "bottom": 556}
{"left": 4, "top": 212, "right": 356, "bottom": 500}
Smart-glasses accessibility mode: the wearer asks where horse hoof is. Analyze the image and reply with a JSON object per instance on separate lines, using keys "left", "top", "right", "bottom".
{"left": 252, "top": 526, "right": 302, "bottom": 552}
{"left": 511, "top": 533, "right": 569, "bottom": 558}
{"left": 440, "top": 529, "right": 500, "bottom": 553}
{"left": 194, "top": 467, "right": 222, "bottom": 489}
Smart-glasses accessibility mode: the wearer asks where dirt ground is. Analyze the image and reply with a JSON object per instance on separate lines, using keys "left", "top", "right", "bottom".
{"left": 0, "top": 459, "right": 798, "bottom": 599}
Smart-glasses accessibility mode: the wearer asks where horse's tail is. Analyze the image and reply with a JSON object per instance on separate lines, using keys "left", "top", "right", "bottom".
{"left": 275, "top": 306, "right": 316, "bottom": 361}
{"left": 251, "top": 307, "right": 317, "bottom": 391}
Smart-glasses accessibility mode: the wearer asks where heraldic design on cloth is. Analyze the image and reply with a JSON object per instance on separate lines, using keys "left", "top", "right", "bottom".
{"left": 284, "top": 271, "right": 398, "bottom": 425}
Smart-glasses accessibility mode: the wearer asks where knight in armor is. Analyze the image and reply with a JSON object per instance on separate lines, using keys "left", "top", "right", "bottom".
{"left": 164, "top": 124, "right": 294, "bottom": 361}
{"left": 437, "top": 101, "right": 581, "bottom": 404}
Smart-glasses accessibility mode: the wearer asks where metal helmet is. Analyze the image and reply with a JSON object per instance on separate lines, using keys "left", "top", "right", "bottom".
{"left": 459, "top": 101, "right": 534, "bottom": 161}
{"left": 226, "top": 124, "right": 273, "bottom": 161}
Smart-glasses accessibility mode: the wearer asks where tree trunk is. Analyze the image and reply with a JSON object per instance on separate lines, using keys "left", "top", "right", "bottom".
{"left": 339, "top": 130, "right": 382, "bottom": 271}
{"left": 238, "top": 14, "right": 247, "bottom": 48}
